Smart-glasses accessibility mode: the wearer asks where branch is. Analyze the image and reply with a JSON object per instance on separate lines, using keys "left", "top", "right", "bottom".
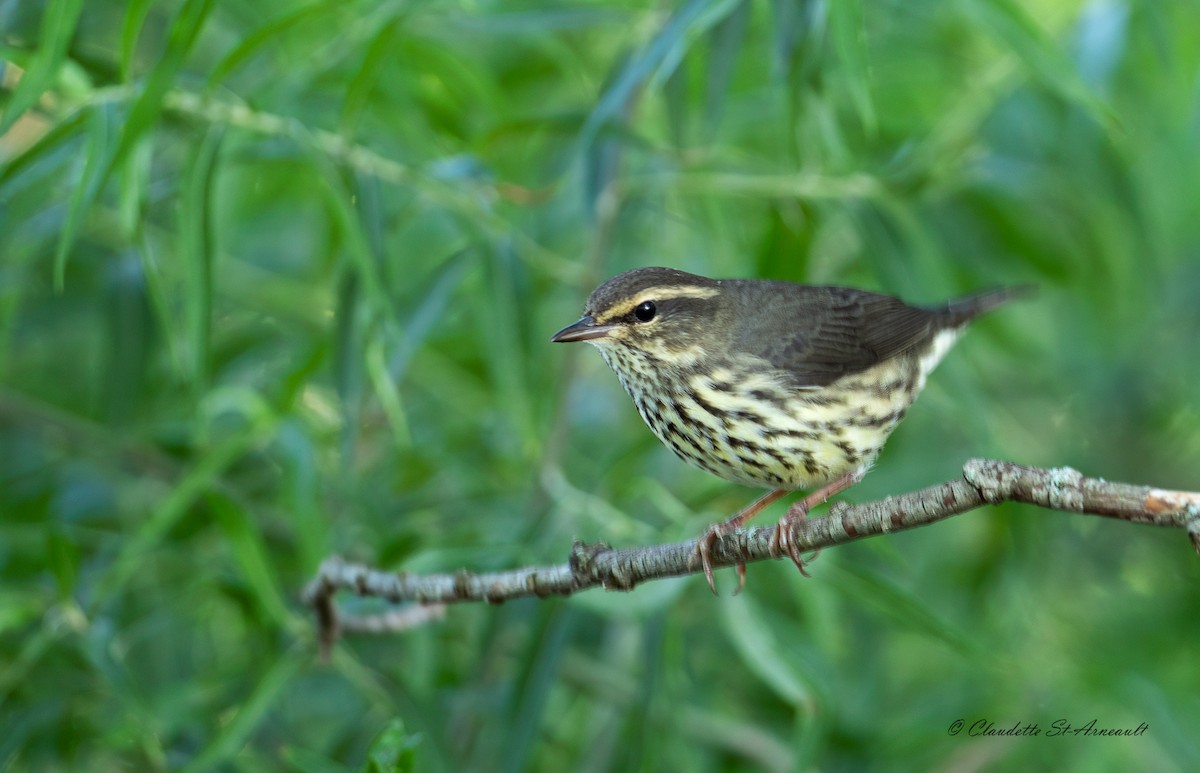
{"left": 303, "top": 459, "right": 1200, "bottom": 656}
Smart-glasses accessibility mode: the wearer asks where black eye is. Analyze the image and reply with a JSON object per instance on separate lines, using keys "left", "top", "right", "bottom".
{"left": 634, "top": 301, "right": 656, "bottom": 322}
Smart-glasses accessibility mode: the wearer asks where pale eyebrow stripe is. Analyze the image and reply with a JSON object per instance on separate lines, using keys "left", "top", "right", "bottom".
{"left": 595, "top": 285, "right": 719, "bottom": 322}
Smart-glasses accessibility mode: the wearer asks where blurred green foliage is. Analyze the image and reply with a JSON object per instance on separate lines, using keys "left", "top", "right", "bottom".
{"left": 2, "top": 0, "right": 1199, "bottom": 770}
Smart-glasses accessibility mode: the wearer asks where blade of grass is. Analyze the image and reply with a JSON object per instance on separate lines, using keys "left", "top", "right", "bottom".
{"left": 0, "top": 106, "right": 87, "bottom": 186}
{"left": 44, "top": 0, "right": 214, "bottom": 288}
{"left": 663, "top": 50, "right": 689, "bottom": 148}
{"left": 205, "top": 0, "right": 343, "bottom": 90}
{"left": 314, "top": 165, "right": 394, "bottom": 315}
{"left": 276, "top": 418, "right": 330, "bottom": 571}
{"left": 104, "top": 0, "right": 215, "bottom": 184}
{"left": 579, "top": 0, "right": 710, "bottom": 214}
{"left": 116, "top": 130, "right": 151, "bottom": 240}
{"left": 647, "top": 0, "right": 744, "bottom": 92}
{"left": 207, "top": 491, "right": 295, "bottom": 628}
{"left": 45, "top": 526, "right": 79, "bottom": 599}
{"left": 829, "top": 0, "right": 876, "bottom": 136}
{"left": 497, "top": 608, "right": 573, "bottom": 773}
{"left": 703, "top": 0, "right": 750, "bottom": 139}
{"left": 769, "top": 0, "right": 815, "bottom": 79}
{"left": 0, "top": 0, "right": 84, "bottom": 136}
{"left": 960, "top": 0, "right": 1117, "bottom": 131}
{"left": 181, "top": 647, "right": 307, "bottom": 773}
{"left": 0, "top": 618, "right": 69, "bottom": 696}
{"left": 829, "top": 562, "right": 982, "bottom": 657}
{"left": 387, "top": 248, "right": 472, "bottom": 383}
{"left": 179, "top": 128, "right": 221, "bottom": 393}
{"left": 340, "top": 16, "right": 402, "bottom": 136}
{"left": 93, "top": 402, "right": 277, "bottom": 605}
{"left": 133, "top": 233, "right": 184, "bottom": 380}
{"left": 52, "top": 103, "right": 111, "bottom": 289}
{"left": 481, "top": 240, "right": 538, "bottom": 454}
{"left": 366, "top": 331, "right": 411, "bottom": 449}
{"left": 718, "top": 593, "right": 813, "bottom": 709}
{"left": 281, "top": 746, "right": 356, "bottom": 773}
{"left": 332, "top": 269, "right": 364, "bottom": 465}
{"left": 118, "top": 0, "right": 156, "bottom": 81}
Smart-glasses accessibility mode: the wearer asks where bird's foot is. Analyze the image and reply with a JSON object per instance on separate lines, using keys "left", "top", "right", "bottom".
{"left": 768, "top": 466, "right": 866, "bottom": 576}
{"left": 769, "top": 503, "right": 819, "bottom": 577}
{"left": 696, "top": 523, "right": 746, "bottom": 596}
{"left": 694, "top": 488, "right": 788, "bottom": 595}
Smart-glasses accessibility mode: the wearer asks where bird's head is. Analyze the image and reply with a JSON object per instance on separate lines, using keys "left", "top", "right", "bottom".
{"left": 551, "top": 267, "right": 724, "bottom": 361}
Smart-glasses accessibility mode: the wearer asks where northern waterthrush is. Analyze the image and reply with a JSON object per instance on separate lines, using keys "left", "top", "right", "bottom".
{"left": 552, "top": 267, "right": 1022, "bottom": 592}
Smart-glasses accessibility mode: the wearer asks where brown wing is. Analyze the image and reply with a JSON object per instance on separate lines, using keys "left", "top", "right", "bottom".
{"left": 727, "top": 282, "right": 943, "bottom": 388}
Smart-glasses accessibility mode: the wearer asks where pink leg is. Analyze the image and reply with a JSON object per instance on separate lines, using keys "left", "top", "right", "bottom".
{"left": 770, "top": 467, "right": 866, "bottom": 575}
{"left": 697, "top": 488, "right": 788, "bottom": 595}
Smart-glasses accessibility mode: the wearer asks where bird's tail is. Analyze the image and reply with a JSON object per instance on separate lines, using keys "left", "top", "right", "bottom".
{"left": 937, "top": 284, "right": 1034, "bottom": 327}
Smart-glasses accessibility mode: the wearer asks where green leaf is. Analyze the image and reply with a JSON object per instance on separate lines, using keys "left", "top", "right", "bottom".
{"left": 45, "top": 527, "right": 78, "bottom": 599}
{"left": 208, "top": 491, "right": 294, "bottom": 628}
{"left": 498, "top": 609, "right": 573, "bottom": 771}
{"left": 282, "top": 746, "right": 355, "bottom": 773}
{"left": 366, "top": 331, "right": 411, "bottom": 449}
{"left": 315, "top": 166, "right": 393, "bottom": 315}
{"left": 580, "top": 0, "right": 711, "bottom": 214}
{"left": 118, "top": 0, "right": 156, "bottom": 81}
{"left": 106, "top": 0, "right": 215, "bottom": 183}
{"left": 663, "top": 49, "right": 689, "bottom": 148}
{"left": 830, "top": 562, "right": 982, "bottom": 657}
{"left": 0, "top": 106, "right": 88, "bottom": 186}
{"left": 205, "top": 1, "right": 343, "bottom": 90}
{"left": 387, "top": 249, "right": 471, "bottom": 383}
{"left": 341, "top": 16, "right": 402, "bottom": 136}
{"left": 719, "top": 592, "right": 813, "bottom": 708}
{"left": 94, "top": 410, "right": 276, "bottom": 605}
{"left": 829, "top": 0, "right": 876, "bottom": 135}
{"left": 182, "top": 649, "right": 307, "bottom": 773}
{"left": 179, "top": 127, "right": 222, "bottom": 392}
{"left": 116, "top": 128, "right": 151, "bottom": 240}
{"left": 365, "top": 719, "right": 421, "bottom": 773}
{"left": 332, "top": 268, "right": 364, "bottom": 464}
{"left": 960, "top": 0, "right": 1116, "bottom": 130}
{"left": 52, "top": 103, "right": 111, "bottom": 289}
{"left": 703, "top": 0, "right": 750, "bottom": 138}
{"left": 44, "top": 0, "right": 215, "bottom": 287}
{"left": 0, "top": 0, "right": 85, "bottom": 136}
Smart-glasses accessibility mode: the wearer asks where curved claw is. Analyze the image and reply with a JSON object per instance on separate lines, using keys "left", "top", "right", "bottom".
{"left": 696, "top": 528, "right": 720, "bottom": 595}
{"left": 696, "top": 525, "right": 749, "bottom": 596}
{"left": 694, "top": 489, "right": 789, "bottom": 595}
{"left": 769, "top": 465, "right": 865, "bottom": 577}
{"left": 774, "top": 511, "right": 817, "bottom": 578}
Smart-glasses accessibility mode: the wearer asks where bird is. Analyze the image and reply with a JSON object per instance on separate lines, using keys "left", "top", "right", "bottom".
{"left": 551, "top": 266, "right": 1024, "bottom": 593}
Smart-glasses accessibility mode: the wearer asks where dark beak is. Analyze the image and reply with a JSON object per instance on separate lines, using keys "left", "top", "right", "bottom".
{"left": 550, "top": 315, "right": 616, "bottom": 343}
